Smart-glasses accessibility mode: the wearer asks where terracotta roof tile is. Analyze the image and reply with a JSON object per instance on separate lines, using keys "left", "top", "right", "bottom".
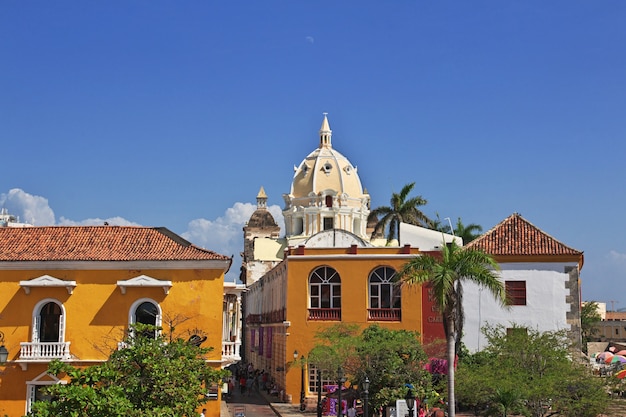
{"left": 467, "top": 213, "right": 582, "bottom": 257}
{"left": 0, "top": 226, "right": 230, "bottom": 262}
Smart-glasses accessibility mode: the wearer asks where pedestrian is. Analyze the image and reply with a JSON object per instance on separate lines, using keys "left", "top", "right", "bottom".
{"left": 239, "top": 376, "right": 246, "bottom": 393}
{"left": 200, "top": 409, "right": 206, "bottom": 417}
{"left": 348, "top": 405, "right": 357, "bottom": 417}
{"left": 246, "top": 375, "right": 254, "bottom": 396}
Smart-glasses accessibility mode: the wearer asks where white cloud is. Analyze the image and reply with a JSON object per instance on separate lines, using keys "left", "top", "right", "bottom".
{"left": 58, "top": 216, "right": 141, "bottom": 226}
{"left": 608, "top": 250, "right": 626, "bottom": 262}
{"left": 181, "top": 202, "right": 284, "bottom": 282}
{"left": 0, "top": 188, "right": 56, "bottom": 225}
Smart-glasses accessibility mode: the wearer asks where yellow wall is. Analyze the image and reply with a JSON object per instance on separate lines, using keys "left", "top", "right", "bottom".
{"left": 0, "top": 267, "right": 225, "bottom": 417}
{"left": 248, "top": 246, "right": 425, "bottom": 404}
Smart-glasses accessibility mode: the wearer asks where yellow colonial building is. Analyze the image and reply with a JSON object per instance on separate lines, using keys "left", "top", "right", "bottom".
{"left": 0, "top": 225, "right": 233, "bottom": 417}
{"left": 241, "top": 115, "right": 449, "bottom": 406}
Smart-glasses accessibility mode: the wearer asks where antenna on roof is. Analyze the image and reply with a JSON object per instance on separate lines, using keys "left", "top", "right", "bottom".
{"left": 444, "top": 217, "right": 455, "bottom": 236}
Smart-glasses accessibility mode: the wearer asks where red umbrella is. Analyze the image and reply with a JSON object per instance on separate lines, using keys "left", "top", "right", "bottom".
{"left": 615, "top": 369, "right": 626, "bottom": 379}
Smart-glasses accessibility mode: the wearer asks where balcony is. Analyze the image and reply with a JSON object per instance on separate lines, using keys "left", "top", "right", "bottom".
{"left": 368, "top": 308, "right": 401, "bottom": 321}
{"left": 17, "top": 342, "right": 72, "bottom": 369}
{"left": 222, "top": 340, "right": 241, "bottom": 368}
{"left": 308, "top": 308, "right": 341, "bottom": 321}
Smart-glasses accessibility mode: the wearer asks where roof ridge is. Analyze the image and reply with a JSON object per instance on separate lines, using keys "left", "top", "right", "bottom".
{"left": 467, "top": 212, "right": 582, "bottom": 256}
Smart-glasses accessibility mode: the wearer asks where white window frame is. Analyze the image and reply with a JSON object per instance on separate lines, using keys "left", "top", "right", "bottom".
{"left": 32, "top": 298, "right": 66, "bottom": 343}
{"left": 127, "top": 298, "right": 162, "bottom": 339}
{"left": 309, "top": 266, "right": 341, "bottom": 309}
{"left": 25, "top": 371, "right": 66, "bottom": 414}
{"left": 369, "top": 266, "right": 401, "bottom": 309}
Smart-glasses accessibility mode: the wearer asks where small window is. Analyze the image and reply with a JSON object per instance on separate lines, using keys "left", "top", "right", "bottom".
{"left": 506, "top": 327, "right": 528, "bottom": 337}
{"left": 309, "top": 365, "right": 334, "bottom": 395}
{"left": 323, "top": 217, "right": 334, "bottom": 230}
{"left": 505, "top": 281, "right": 526, "bottom": 306}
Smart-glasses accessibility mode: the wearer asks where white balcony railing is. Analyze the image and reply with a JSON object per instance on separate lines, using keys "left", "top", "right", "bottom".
{"left": 20, "top": 341, "right": 71, "bottom": 361}
{"left": 222, "top": 341, "right": 240, "bottom": 358}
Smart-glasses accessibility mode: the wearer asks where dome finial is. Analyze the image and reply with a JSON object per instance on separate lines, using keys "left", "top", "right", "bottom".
{"left": 256, "top": 186, "right": 268, "bottom": 209}
{"left": 319, "top": 113, "right": 332, "bottom": 148}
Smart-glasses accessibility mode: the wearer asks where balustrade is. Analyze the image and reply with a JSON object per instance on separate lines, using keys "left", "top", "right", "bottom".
{"left": 20, "top": 341, "right": 71, "bottom": 360}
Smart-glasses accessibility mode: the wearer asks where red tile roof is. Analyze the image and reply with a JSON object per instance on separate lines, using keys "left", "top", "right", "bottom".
{"left": 467, "top": 213, "right": 582, "bottom": 257}
{"left": 0, "top": 226, "right": 230, "bottom": 262}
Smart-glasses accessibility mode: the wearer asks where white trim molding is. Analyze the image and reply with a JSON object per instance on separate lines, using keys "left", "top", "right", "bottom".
{"left": 117, "top": 275, "right": 172, "bottom": 295}
{"left": 19, "top": 275, "right": 77, "bottom": 294}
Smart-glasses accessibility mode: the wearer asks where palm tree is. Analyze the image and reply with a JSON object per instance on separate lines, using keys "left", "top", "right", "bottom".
{"left": 452, "top": 217, "right": 483, "bottom": 244}
{"left": 369, "top": 182, "right": 431, "bottom": 244}
{"left": 432, "top": 215, "right": 483, "bottom": 244}
{"left": 397, "top": 241, "right": 506, "bottom": 417}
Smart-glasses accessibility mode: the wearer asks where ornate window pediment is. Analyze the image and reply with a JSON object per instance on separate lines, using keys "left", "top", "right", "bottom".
{"left": 19, "top": 275, "right": 77, "bottom": 294}
{"left": 117, "top": 275, "right": 172, "bottom": 295}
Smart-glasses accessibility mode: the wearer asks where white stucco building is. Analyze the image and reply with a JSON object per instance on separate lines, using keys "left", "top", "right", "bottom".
{"left": 463, "top": 213, "right": 583, "bottom": 352}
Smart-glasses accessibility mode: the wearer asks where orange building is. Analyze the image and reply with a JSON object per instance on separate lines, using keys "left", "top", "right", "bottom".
{"left": 241, "top": 115, "right": 447, "bottom": 406}
{"left": 245, "top": 242, "right": 444, "bottom": 406}
{"left": 0, "top": 225, "right": 232, "bottom": 417}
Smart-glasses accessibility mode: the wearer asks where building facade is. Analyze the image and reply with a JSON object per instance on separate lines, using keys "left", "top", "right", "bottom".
{"left": 241, "top": 115, "right": 446, "bottom": 406}
{"left": 0, "top": 225, "right": 233, "bottom": 417}
{"left": 463, "top": 213, "right": 584, "bottom": 352}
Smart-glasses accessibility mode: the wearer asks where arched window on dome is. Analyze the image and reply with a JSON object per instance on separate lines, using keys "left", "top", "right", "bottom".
{"left": 308, "top": 266, "right": 341, "bottom": 321}
{"left": 325, "top": 195, "right": 333, "bottom": 208}
{"left": 368, "top": 266, "right": 401, "bottom": 321}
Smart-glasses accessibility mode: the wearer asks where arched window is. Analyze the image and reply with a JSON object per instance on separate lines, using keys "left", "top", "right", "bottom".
{"left": 32, "top": 299, "right": 65, "bottom": 343}
{"left": 368, "top": 266, "right": 401, "bottom": 321}
{"left": 135, "top": 301, "right": 158, "bottom": 326}
{"left": 309, "top": 266, "right": 341, "bottom": 321}
{"left": 129, "top": 299, "right": 162, "bottom": 339}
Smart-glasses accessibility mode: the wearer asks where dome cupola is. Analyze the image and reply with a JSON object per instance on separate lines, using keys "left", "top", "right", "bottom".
{"left": 282, "top": 114, "right": 370, "bottom": 242}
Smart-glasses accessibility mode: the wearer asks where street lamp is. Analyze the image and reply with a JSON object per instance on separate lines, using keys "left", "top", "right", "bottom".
{"left": 405, "top": 388, "right": 415, "bottom": 417}
{"left": 362, "top": 376, "right": 370, "bottom": 417}
{"left": 317, "top": 368, "right": 323, "bottom": 417}
{"left": 337, "top": 366, "right": 345, "bottom": 417}
{"left": 0, "top": 332, "right": 8, "bottom": 365}
{"left": 294, "top": 350, "right": 306, "bottom": 411}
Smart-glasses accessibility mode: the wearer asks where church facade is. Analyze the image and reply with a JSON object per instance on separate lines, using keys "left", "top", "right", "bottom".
{"left": 241, "top": 115, "right": 446, "bottom": 406}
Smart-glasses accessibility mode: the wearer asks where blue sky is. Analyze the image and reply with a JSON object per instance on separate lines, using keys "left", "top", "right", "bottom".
{"left": 1, "top": 2, "right": 625, "bottom": 305}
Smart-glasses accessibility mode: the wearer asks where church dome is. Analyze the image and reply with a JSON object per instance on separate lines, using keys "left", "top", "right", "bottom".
{"left": 289, "top": 114, "right": 365, "bottom": 199}
{"left": 247, "top": 187, "right": 278, "bottom": 228}
{"left": 248, "top": 210, "right": 278, "bottom": 228}
{"left": 282, "top": 115, "right": 371, "bottom": 241}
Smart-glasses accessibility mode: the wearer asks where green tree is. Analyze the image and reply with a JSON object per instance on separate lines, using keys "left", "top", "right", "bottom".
{"left": 581, "top": 301, "right": 602, "bottom": 354}
{"left": 432, "top": 215, "right": 483, "bottom": 244}
{"left": 398, "top": 241, "right": 505, "bottom": 417}
{"left": 457, "top": 326, "right": 609, "bottom": 417}
{"left": 452, "top": 218, "right": 482, "bottom": 244}
{"left": 29, "top": 324, "right": 228, "bottom": 417}
{"left": 369, "top": 182, "right": 431, "bottom": 244}
{"left": 476, "top": 324, "right": 609, "bottom": 417}
{"left": 308, "top": 324, "right": 432, "bottom": 414}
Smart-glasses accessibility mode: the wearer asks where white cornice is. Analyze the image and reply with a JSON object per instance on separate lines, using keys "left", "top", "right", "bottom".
{"left": 19, "top": 274, "right": 77, "bottom": 294}
{"left": 285, "top": 254, "right": 419, "bottom": 261}
{"left": 0, "top": 260, "right": 231, "bottom": 271}
{"left": 117, "top": 275, "right": 173, "bottom": 294}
